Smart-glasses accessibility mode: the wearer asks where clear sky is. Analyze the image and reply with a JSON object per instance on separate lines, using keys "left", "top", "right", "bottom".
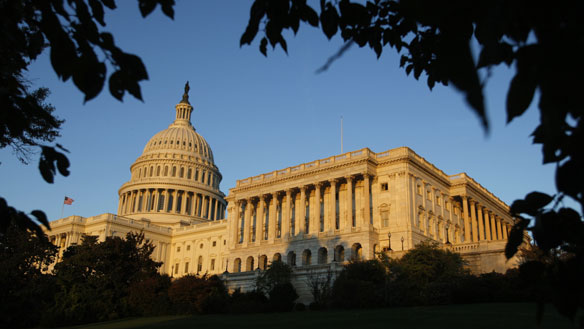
{"left": 0, "top": 1, "right": 562, "bottom": 222}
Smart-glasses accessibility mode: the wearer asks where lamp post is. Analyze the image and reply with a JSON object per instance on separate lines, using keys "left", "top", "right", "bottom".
{"left": 445, "top": 223, "right": 452, "bottom": 246}
{"left": 401, "top": 236, "right": 404, "bottom": 251}
{"left": 387, "top": 232, "right": 392, "bottom": 251}
{"left": 171, "top": 264, "right": 174, "bottom": 278}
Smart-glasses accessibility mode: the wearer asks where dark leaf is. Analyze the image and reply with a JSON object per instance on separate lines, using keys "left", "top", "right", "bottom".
{"left": 506, "top": 72, "right": 536, "bottom": 123}
{"left": 524, "top": 191, "right": 553, "bottom": 211}
{"left": 556, "top": 160, "right": 580, "bottom": 200}
{"left": 109, "top": 70, "right": 124, "bottom": 101}
{"left": 301, "top": 5, "right": 319, "bottom": 27}
{"left": 320, "top": 6, "right": 339, "bottom": 39}
{"left": 240, "top": 25, "right": 259, "bottom": 47}
{"left": 260, "top": 37, "right": 268, "bottom": 57}
{"left": 159, "top": 0, "right": 175, "bottom": 19}
{"left": 31, "top": 210, "right": 50, "bottom": 230}
{"left": 505, "top": 218, "right": 529, "bottom": 259}
{"left": 279, "top": 36, "right": 288, "bottom": 54}
{"left": 101, "top": 0, "right": 117, "bottom": 10}
{"left": 55, "top": 151, "right": 70, "bottom": 177}
{"left": 138, "top": 0, "right": 157, "bottom": 18}
{"left": 89, "top": 0, "right": 106, "bottom": 26}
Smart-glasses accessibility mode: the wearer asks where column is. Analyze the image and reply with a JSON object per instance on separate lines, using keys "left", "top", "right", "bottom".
{"left": 243, "top": 199, "right": 252, "bottom": 244}
{"left": 269, "top": 193, "right": 277, "bottom": 241}
{"left": 477, "top": 203, "right": 485, "bottom": 241}
{"left": 214, "top": 198, "right": 220, "bottom": 220}
{"left": 228, "top": 200, "right": 238, "bottom": 248}
{"left": 117, "top": 195, "right": 123, "bottom": 214}
{"left": 363, "top": 174, "right": 371, "bottom": 228}
{"left": 180, "top": 191, "right": 187, "bottom": 215}
{"left": 329, "top": 179, "right": 337, "bottom": 231}
{"left": 482, "top": 208, "right": 491, "bottom": 240}
{"left": 202, "top": 195, "right": 209, "bottom": 219}
{"left": 470, "top": 200, "right": 478, "bottom": 242}
{"left": 462, "top": 196, "right": 471, "bottom": 242}
{"left": 314, "top": 183, "right": 322, "bottom": 233}
{"left": 283, "top": 189, "right": 291, "bottom": 238}
{"left": 299, "top": 186, "right": 307, "bottom": 234}
{"left": 153, "top": 190, "right": 160, "bottom": 212}
{"left": 497, "top": 216, "right": 504, "bottom": 240}
{"left": 502, "top": 221, "right": 509, "bottom": 239}
{"left": 257, "top": 196, "right": 265, "bottom": 243}
{"left": 345, "top": 176, "right": 353, "bottom": 231}
{"left": 170, "top": 190, "right": 178, "bottom": 213}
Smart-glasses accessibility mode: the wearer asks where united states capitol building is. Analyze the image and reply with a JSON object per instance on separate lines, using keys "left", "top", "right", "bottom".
{"left": 47, "top": 85, "right": 519, "bottom": 300}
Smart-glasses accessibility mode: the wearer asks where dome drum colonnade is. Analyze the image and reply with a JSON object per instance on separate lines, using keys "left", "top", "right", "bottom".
{"left": 118, "top": 82, "right": 226, "bottom": 226}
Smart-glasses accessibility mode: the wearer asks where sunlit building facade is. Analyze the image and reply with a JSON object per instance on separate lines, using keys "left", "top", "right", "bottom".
{"left": 47, "top": 86, "right": 519, "bottom": 301}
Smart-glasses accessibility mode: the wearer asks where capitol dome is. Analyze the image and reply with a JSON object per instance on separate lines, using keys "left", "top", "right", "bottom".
{"left": 117, "top": 82, "right": 226, "bottom": 227}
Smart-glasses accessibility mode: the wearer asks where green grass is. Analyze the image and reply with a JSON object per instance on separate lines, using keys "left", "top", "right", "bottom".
{"left": 57, "top": 303, "right": 575, "bottom": 329}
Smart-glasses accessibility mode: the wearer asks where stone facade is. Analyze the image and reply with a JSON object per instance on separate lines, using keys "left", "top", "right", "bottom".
{"left": 46, "top": 86, "right": 521, "bottom": 302}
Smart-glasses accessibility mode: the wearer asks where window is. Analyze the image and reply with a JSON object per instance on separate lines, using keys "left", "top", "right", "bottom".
{"left": 436, "top": 195, "right": 441, "bottom": 205}
{"left": 417, "top": 184, "right": 422, "bottom": 195}
{"left": 186, "top": 245, "right": 191, "bottom": 251}
{"left": 197, "top": 256, "right": 203, "bottom": 272}
{"left": 187, "top": 168, "right": 192, "bottom": 179}
{"left": 177, "top": 246, "right": 181, "bottom": 252}
{"left": 200, "top": 243, "right": 204, "bottom": 249}
{"left": 179, "top": 167, "right": 184, "bottom": 178}
{"left": 172, "top": 166, "right": 176, "bottom": 177}
{"left": 426, "top": 190, "right": 431, "bottom": 200}
{"left": 223, "top": 240, "right": 226, "bottom": 245}
{"left": 184, "top": 262, "right": 189, "bottom": 273}
{"left": 174, "top": 263, "right": 179, "bottom": 274}
{"left": 381, "top": 211, "right": 389, "bottom": 227}
{"left": 210, "top": 259, "right": 215, "bottom": 271}
{"left": 381, "top": 183, "right": 389, "bottom": 191}
{"left": 212, "top": 241, "right": 216, "bottom": 247}
{"left": 164, "top": 166, "right": 168, "bottom": 176}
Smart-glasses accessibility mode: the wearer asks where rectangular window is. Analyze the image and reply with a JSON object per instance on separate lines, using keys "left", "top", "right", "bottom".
{"left": 212, "top": 241, "right": 216, "bottom": 247}
{"left": 210, "top": 259, "right": 215, "bottom": 271}
{"left": 167, "top": 194, "right": 173, "bottom": 212}
{"left": 381, "top": 183, "right": 389, "bottom": 191}
{"left": 174, "top": 263, "right": 179, "bottom": 274}
{"left": 187, "top": 168, "right": 192, "bottom": 179}
{"left": 186, "top": 245, "right": 190, "bottom": 251}
{"left": 184, "top": 262, "right": 189, "bottom": 273}
{"left": 177, "top": 246, "right": 181, "bottom": 252}
{"left": 381, "top": 211, "right": 389, "bottom": 227}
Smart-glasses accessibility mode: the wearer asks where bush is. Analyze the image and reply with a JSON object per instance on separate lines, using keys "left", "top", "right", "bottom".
{"left": 269, "top": 282, "right": 299, "bottom": 312}
{"left": 168, "top": 274, "right": 228, "bottom": 314}
{"left": 127, "top": 274, "right": 171, "bottom": 316}
{"left": 294, "top": 302, "right": 306, "bottom": 311}
{"left": 228, "top": 289, "right": 269, "bottom": 314}
{"left": 331, "top": 260, "right": 386, "bottom": 309}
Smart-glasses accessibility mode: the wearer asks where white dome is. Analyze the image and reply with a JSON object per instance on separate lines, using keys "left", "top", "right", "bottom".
{"left": 117, "top": 83, "right": 226, "bottom": 227}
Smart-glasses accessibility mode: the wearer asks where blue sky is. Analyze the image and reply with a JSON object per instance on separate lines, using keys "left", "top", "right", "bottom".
{"left": 0, "top": 1, "right": 561, "bottom": 221}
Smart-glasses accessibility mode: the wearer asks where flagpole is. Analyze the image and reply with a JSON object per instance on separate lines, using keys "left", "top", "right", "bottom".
{"left": 341, "top": 116, "right": 344, "bottom": 153}
{"left": 61, "top": 201, "right": 64, "bottom": 219}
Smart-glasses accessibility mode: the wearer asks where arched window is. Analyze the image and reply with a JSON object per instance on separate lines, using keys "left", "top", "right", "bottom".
{"left": 149, "top": 166, "right": 153, "bottom": 177}
{"left": 179, "top": 167, "right": 184, "bottom": 178}
{"left": 318, "top": 247, "right": 328, "bottom": 264}
{"left": 302, "top": 249, "right": 312, "bottom": 266}
{"left": 259, "top": 255, "right": 268, "bottom": 270}
{"left": 246, "top": 256, "right": 255, "bottom": 271}
{"left": 197, "top": 256, "right": 203, "bottom": 273}
{"left": 351, "top": 243, "right": 362, "bottom": 261}
{"left": 287, "top": 251, "right": 296, "bottom": 267}
{"left": 233, "top": 258, "right": 241, "bottom": 273}
{"left": 156, "top": 166, "right": 161, "bottom": 176}
{"left": 164, "top": 166, "right": 168, "bottom": 176}
{"left": 167, "top": 194, "right": 173, "bottom": 212}
{"left": 273, "top": 253, "right": 282, "bottom": 262}
{"left": 334, "top": 245, "right": 345, "bottom": 262}
{"left": 172, "top": 166, "right": 176, "bottom": 177}
{"left": 187, "top": 168, "right": 192, "bottom": 179}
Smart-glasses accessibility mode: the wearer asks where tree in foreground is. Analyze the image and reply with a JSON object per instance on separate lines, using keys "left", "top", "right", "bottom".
{"left": 241, "top": 0, "right": 583, "bottom": 323}
{"left": 0, "top": 223, "right": 57, "bottom": 329}
{"left": 255, "top": 260, "right": 298, "bottom": 312}
{"left": 44, "top": 232, "right": 162, "bottom": 326}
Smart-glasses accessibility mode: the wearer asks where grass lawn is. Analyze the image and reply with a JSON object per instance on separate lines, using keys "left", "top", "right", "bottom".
{"left": 57, "top": 303, "right": 575, "bottom": 329}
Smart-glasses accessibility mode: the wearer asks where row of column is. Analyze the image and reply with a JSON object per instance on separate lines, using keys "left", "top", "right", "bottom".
{"left": 119, "top": 188, "right": 225, "bottom": 220}
{"left": 460, "top": 196, "right": 509, "bottom": 243}
{"left": 230, "top": 174, "right": 373, "bottom": 246}
{"left": 134, "top": 165, "right": 219, "bottom": 189}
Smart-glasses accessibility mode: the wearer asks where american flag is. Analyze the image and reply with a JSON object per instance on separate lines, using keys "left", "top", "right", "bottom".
{"left": 64, "top": 196, "right": 74, "bottom": 205}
